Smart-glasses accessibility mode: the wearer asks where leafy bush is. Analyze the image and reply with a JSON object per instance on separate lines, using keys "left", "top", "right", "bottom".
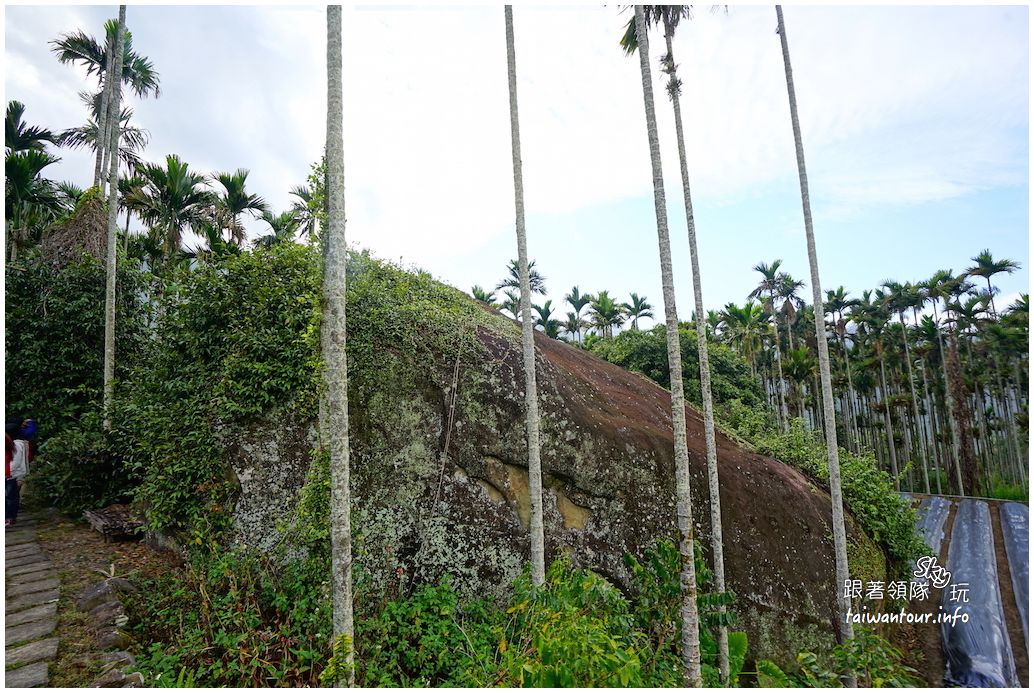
{"left": 133, "top": 540, "right": 748, "bottom": 688}
{"left": 4, "top": 252, "right": 152, "bottom": 441}
{"left": 756, "top": 628, "right": 920, "bottom": 687}
{"left": 590, "top": 324, "right": 765, "bottom": 409}
{"left": 129, "top": 548, "right": 331, "bottom": 687}
{"left": 121, "top": 243, "right": 322, "bottom": 533}
{"left": 33, "top": 410, "right": 133, "bottom": 514}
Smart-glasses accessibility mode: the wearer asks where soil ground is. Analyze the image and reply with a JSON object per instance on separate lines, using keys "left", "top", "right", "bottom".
{"left": 18, "top": 494, "right": 180, "bottom": 687}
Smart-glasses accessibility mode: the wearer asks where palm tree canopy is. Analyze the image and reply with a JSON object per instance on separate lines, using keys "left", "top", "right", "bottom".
{"left": 565, "top": 285, "right": 592, "bottom": 316}
{"left": 589, "top": 290, "right": 626, "bottom": 335}
{"left": 289, "top": 185, "right": 318, "bottom": 239}
{"left": 495, "top": 258, "right": 547, "bottom": 294}
{"left": 471, "top": 285, "right": 498, "bottom": 306}
{"left": 51, "top": 19, "right": 161, "bottom": 98}
{"left": 5, "top": 149, "right": 60, "bottom": 203}
{"left": 56, "top": 106, "right": 150, "bottom": 170}
{"left": 623, "top": 292, "right": 654, "bottom": 323}
{"left": 501, "top": 290, "right": 521, "bottom": 319}
{"left": 213, "top": 168, "right": 270, "bottom": 244}
{"left": 619, "top": 5, "right": 694, "bottom": 54}
{"left": 129, "top": 154, "right": 213, "bottom": 254}
{"left": 6, "top": 101, "right": 56, "bottom": 153}
{"left": 748, "top": 259, "right": 784, "bottom": 307}
{"left": 253, "top": 210, "right": 300, "bottom": 248}
{"left": 967, "top": 249, "right": 1021, "bottom": 282}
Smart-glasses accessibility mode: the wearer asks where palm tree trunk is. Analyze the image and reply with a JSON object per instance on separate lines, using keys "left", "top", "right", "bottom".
{"left": 775, "top": 6, "right": 855, "bottom": 667}
{"left": 936, "top": 302, "right": 965, "bottom": 495}
{"left": 94, "top": 32, "right": 114, "bottom": 189}
{"left": 504, "top": 5, "right": 546, "bottom": 587}
{"left": 634, "top": 6, "right": 702, "bottom": 685}
{"left": 771, "top": 298, "right": 790, "bottom": 429}
{"left": 663, "top": 22, "right": 729, "bottom": 683}
{"left": 877, "top": 355, "right": 899, "bottom": 487}
{"left": 944, "top": 328, "right": 978, "bottom": 495}
{"left": 324, "top": 7, "right": 355, "bottom": 684}
{"left": 123, "top": 207, "right": 131, "bottom": 255}
{"left": 897, "top": 314, "right": 929, "bottom": 493}
{"left": 839, "top": 325, "right": 860, "bottom": 451}
{"left": 918, "top": 358, "right": 943, "bottom": 494}
{"left": 102, "top": 7, "right": 126, "bottom": 430}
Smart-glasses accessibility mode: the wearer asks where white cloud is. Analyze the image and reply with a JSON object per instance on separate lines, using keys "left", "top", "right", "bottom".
{"left": 4, "top": 4, "right": 1027, "bottom": 311}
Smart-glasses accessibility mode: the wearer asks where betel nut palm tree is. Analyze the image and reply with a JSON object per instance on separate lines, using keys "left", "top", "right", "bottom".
{"left": 504, "top": 5, "right": 546, "bottom": 586}
{"left": 775, "top": 8, "right": 855, "bottom": 683}
{"left": 324, "top": 5, "right": 356, "bottom": 685}
{"left": 51, "top": 17, "right": 160, "bottom": 187}
{"left": 630, "top": 5, "right": 703, "bottom": 685}
{"left": 102, "top": 6, "right": 127, "bottom": 429}
{"left": 622, "top": 5, "right": 730, "bottom": 679}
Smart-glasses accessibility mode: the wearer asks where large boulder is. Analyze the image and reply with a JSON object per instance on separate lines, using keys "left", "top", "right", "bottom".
{"left": 223, "top": 270, "right": 881, "bottom": 664}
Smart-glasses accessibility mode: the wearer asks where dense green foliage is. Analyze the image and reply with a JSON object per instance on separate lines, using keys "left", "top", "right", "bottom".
{"left": 589, "top": 323, "right": 765, "bottom": 409}
{"left": 5, "top": 251, "right": 153, "bottom": 512}
{"left": 120, "top": 243, "right": 322, "bottom": 533}
{"left": 130, "top": 540, "right": 747, "bottom": 688}
{"left": 5, "top": 251, "right": 151, "bottom": 438}
{"left": 756, "top": 628, "right": 920, "bottom": 687}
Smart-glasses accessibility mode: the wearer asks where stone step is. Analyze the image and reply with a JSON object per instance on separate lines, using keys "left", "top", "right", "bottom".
{"left": 5, "top": 618, "right": 57, "bottom": 648}
{"left": 5, "top": 661, "right": 48, "bottom": 688}
{"left": 8, "top": 567, "right": 57, "bottom": 585}
{"left": 5, "top": 602, "right": 57, "bottom": 628}
{"left": 5, "top": 530, "right": 38, "bottom": 546}
{"left": 7, "top": 560, "right": 53, "bottom": 577}
{"left": 5, "top": 637, "right": 58, "bottom": 667}
{"left": 6, "top": 542, "right": 42, "bottom": 558}
{"left": 6, "top": 578, "right": 59, "bottom": 598}
{"left": 6, "top": 552, "right": 45, "bottom": 569}
{"left": 5, "top": 589, "right": 58, "bottom": 613}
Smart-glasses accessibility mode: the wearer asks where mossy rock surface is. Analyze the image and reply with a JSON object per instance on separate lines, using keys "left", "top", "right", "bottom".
{"left": 222, "top": 254, "right": 883, "bottom": 665}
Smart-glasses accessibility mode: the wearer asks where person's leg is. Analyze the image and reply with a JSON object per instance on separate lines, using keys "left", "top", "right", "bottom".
{"left": 5, "top": 478, "right": 17, "bottom": 525}
{"left": 12, "top": 479, "right": 21, "bottom": 523}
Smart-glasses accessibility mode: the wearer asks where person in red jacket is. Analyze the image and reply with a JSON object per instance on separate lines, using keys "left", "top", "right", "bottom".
{"left": 6, "top": 424, "right": 19, "bottom": 526}
{"left": 6, "top": 419, "right": 33, "bottom": 526}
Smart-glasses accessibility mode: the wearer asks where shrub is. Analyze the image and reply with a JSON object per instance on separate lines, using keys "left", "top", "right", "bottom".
{"left": 756, "top": 627, "right": 920, "bottom": 687}
{"left": 4, "top": 252, "right": 152, "bottom": 441}
{"left": 590, "top": 324, "right": 765, "bottom": 409}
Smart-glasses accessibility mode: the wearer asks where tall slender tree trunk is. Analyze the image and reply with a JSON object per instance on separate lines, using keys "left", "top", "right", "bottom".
{"left": 662, "top": 21, "right": 729, "bottom": 683}
{"left": 877, "top": 354, "right": 899, "bottom": 487}
{"left": 919, "top": 359, "right": 943, "bottom": 494}
{"left": 936, "top": 302, "right": 965, "bottom": 495}
{"left": 94, "top": 32, "right": 115, "bottom": 189}
{"left": 123, "top": 207, "right": 131, "bottom": 255}
{"left": 771, "top": 297, "right": 790, "bottom": 429}
{"left": 944, "top": 329, "right": 978, "bottom": 495}
{"left": 775, "top": 8, "right": 855, "bottom": 672}
{"left": 324, "top": 7, "right": 355, "bottom": 684}
{"left": 633, "top": 6, "right": 702, "bottom": 685}
{"left": 504, "top": 5, "right": 545, "bottom": 587}
{"left": 102, "top": 7, "right": 126, "bottom": 430}
{"left": 897, "top": 313, "right": 929, "bottom": 493}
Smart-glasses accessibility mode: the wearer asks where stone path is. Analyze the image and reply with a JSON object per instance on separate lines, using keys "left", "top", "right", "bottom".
{"left": 5, "top": 512, "right": 59, "bottom": 688}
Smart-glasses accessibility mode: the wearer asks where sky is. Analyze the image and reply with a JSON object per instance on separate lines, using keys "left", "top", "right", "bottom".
{"left": 4, "top": 3, "right": 1029, "bottom": 329}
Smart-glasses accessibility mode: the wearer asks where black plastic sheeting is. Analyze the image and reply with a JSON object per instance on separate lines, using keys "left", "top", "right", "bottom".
{"left": 999, "top": 502, "right": 1028, "bottom": 649}
{"left": 915, "top": 496, "right": 952, "bottom": 558}
{"left": 941, "top": 499, "right": 1019, "bottom": 687}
